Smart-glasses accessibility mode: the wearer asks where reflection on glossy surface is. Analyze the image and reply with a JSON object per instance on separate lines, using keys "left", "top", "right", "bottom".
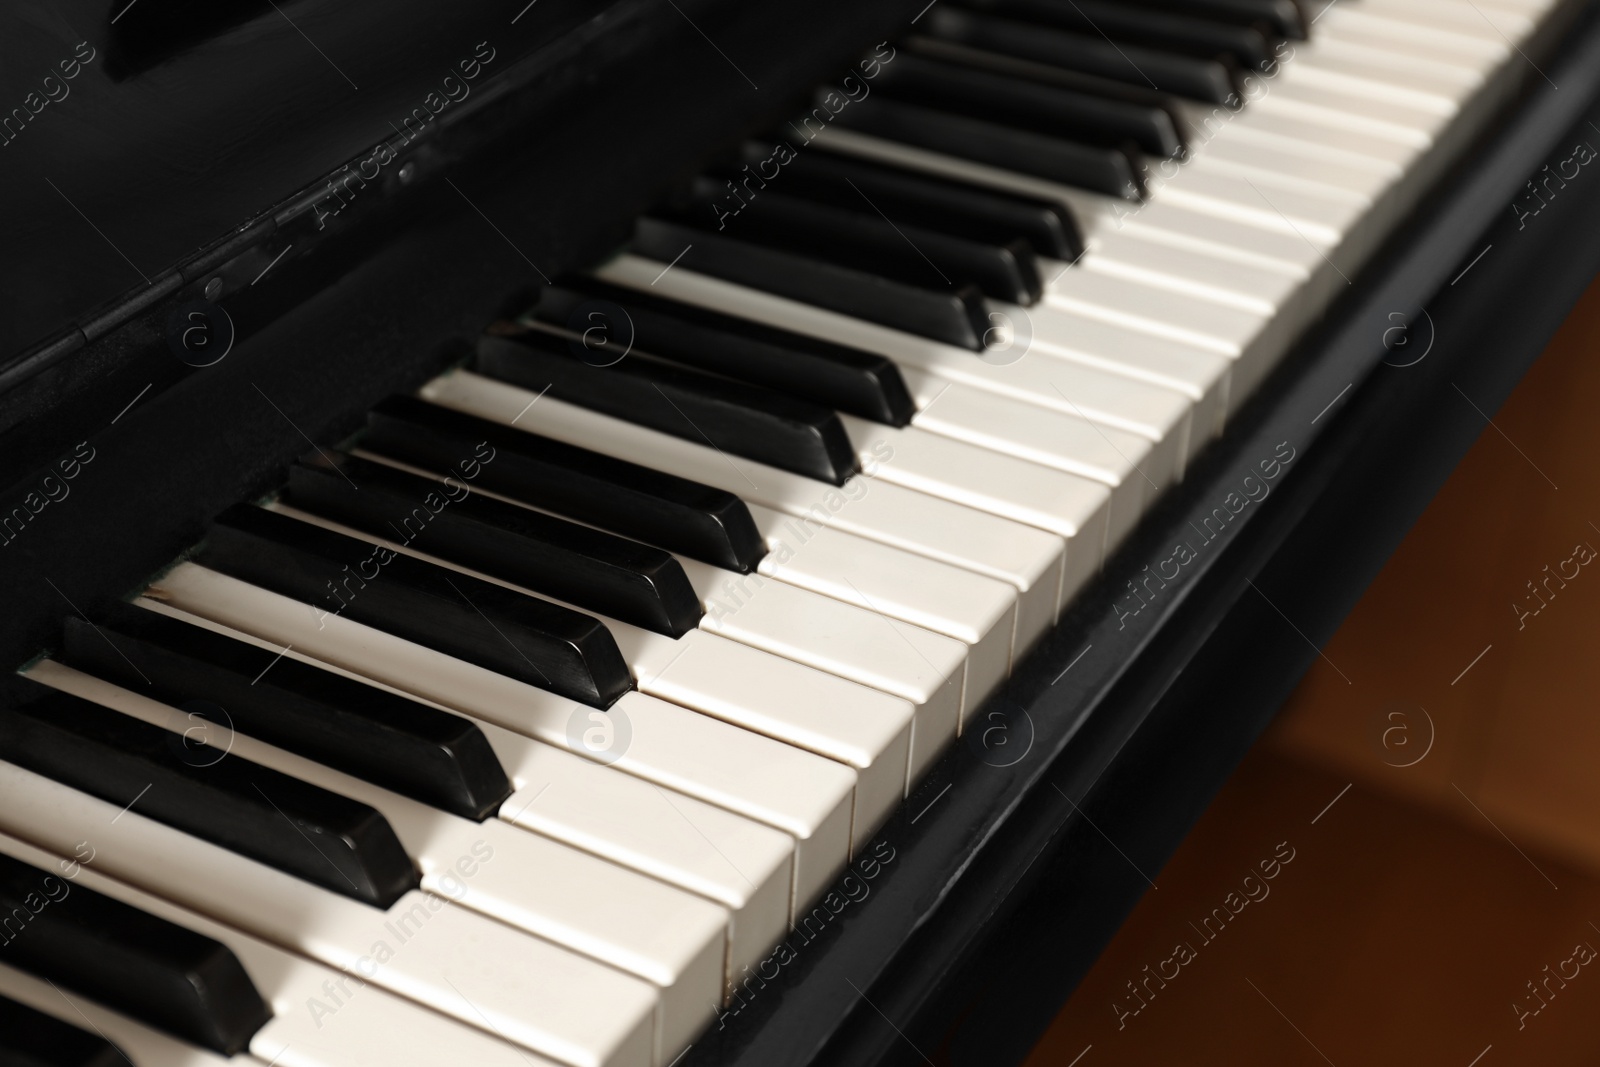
{"left": 0, "top": 0, "right": 612, "bottom": 360}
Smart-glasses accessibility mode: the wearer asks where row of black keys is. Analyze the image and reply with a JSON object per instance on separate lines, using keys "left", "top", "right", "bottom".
{"left": 627, "top": 0, "right": 1315, "bottom": 346}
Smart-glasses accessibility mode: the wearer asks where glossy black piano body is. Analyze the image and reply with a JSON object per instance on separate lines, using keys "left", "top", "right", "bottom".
{"left": 4, "top": 1, "right": 1600, "bottom": 1064}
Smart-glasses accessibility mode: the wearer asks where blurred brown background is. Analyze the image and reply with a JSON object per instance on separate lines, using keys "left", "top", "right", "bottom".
{"left": 1024, "top": 271, "right": 1600, "bottom": 1066}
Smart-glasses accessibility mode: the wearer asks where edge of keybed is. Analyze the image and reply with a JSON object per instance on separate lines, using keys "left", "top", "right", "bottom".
{"left": 677, "top": 5, "right": 1600, "bottom": 1065}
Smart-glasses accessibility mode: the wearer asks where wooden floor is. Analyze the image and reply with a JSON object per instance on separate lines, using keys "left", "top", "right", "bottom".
{"left": 1021, "top": 273, "right": 1600, "bottom": 1065}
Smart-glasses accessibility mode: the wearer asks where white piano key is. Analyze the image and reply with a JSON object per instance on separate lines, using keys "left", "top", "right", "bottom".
{"left": 1357, "top": 0, "right": 1536, "bottom": 41}
{"left": 0, "top": 961, "right": 239, "bottom": 1067}
{"left": 491, "top": 738, "right": 793, "bottom": 980}
{"left": 1145, "top": 163, "right": 1368, "bottom": 247}
{"left": 1210, "top": 106, "right": 1423, "bottom": 175}
{"left": 615, "top": 627, "right": 912, "bottom": 838}
{"left": 1194, "top": 135, "right": 1402, "bottom": 203}
{"left": 1070, "top": 232, "right": 1303, "bottom": 317}
{"left": 674, "top": 557, "right": 962, "bottom": 783}
{"left": 0, "top": 832, "right": 564, "bottom": 1067}
{"left": 743, "top": 501, "right": 1018, "bottom": 713}
{"left": 31, "top": 659, "right": 727, "bottom": 1061}
{"left": 838, "top": 413, "right": 1112, "bottom": 585}
{"left": 145, "top": 564, "right": 858, "bottom": 916}
{"left": 1318, "top": 8, "right": 1509, "bottom": 66}
{"left": 0, "top": 763, "right": 659, "bottom": 1067}
{"left": 598, "top": 255, "right": 1196, "bottom": 487}
{"left": 1251, "top": 85, "right": 1439, "bottom": 148}
{"left": 1043, "top": 271, "right": 1294, "bottom": 411}
{"left": 1016, "top": 302, "right": 1231, "bottom": 439}
{"left": 423, "top": 369, "right": 1068, "bottom": 649}
{"left": 1184, "top": 150, "right": 1382, "bottom": 211}
{"left": 902, "top": 372, "right": 1158, "bottom": 549}
{"left": 1288, "top": 35, "right": 1487, "bottom": 98}
{"left": 1280, "top": 53, "right": 1476, "bottom": 114}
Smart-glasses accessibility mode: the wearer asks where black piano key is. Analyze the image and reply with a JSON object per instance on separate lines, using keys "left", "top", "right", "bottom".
{"left": 738, "top": 141, "right": 1084, "bottom": 260}
{"left": 0, "top": 851, "right": 271, "bottom": 1056}
{"left": 535, "top": 277, "right": 916, "bottom": 425}
{"left": 904, "top": 33, "right": 1193, "bottom": 120}
{"left": 955, "top": 0, "right": 1277, "bottom": 72}
{"left": 677, "top": 177, "right": 1041, "bottom": 304}
{"left": 827, "top": 96, "right": 1143, "bottom": 200}
{"left": 361, "top": 396, "right": 765, "bottom": 574}
{"left": 475, "top": 325, "right": 861, "bottom": 485}
{"left": 195, "top": 505, "right": 633, "bottom": 708}
{"left": 0, "top": 678, "right": 417, "bottom": 910}
{"left": 633, "top": 215, "right": 993, "bottom": 350}
{"left": 61, "top": 602, "right": 515, "bottom": 820}
{"left": 285, "top": 451, "right": 703, "bottom": 637}
{"left": 870, "top": 51, "right": 1185, "bottom": 157}
{"left": 0, "top": 995, "right": 131, "bottom": 1067}
{"left": 920, "top": 7, "right": 1239, "bottom": 104}
{"left": 1123, "top": 0, "right": 1307, "bottom": 41}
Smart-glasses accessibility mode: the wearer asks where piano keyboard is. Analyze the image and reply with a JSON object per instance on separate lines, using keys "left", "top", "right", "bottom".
{"left": 0, "top": 0, "right": 1567, "bottom": 1063}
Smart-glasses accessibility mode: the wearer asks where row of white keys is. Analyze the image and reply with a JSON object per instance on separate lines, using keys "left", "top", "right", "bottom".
{"left": 419, "top": 370, "right": 1069, "bottom": 651}
{"left": 30, "top": 658, "right": 726, "bottom": 1063}
{"left": 0, "top": 761, "right": 656, "bottom": 1067}
{"left": 361, "top": 445, "right": 1019, "bottom": 716}
{"left": 268, "top": 501, "right": 916, "bottom": 841}
{"left": 149, "top": 564, "right": 858, "bottom": 912}
{"left": 0, "top": 833, "right": 563, "bottom": 1067}
{"left": 596, "top": 254, "right": 1200, "bottom": 482}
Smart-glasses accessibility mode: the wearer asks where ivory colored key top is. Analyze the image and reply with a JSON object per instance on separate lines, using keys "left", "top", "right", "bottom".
{"left": 1211, "top": 107, "right": 1422, "bottom": 177}
{"left": 598, "top": 255, "right": 1197, "bottom": 487}
{"left": 32, "top": 659, "right": 727, "bottom": 1063}
{"left": 424, "top": 370, "right": 1067, "bottom": 648}
{"left": 743, "top": 502, "right": 1019, "bottom": 710}
{"left": 1193, "top": 136, "right": 1402, "bottom": 204}
{"left": 1316, "top": 9, "right": 1509, "bottom": 66}
{"left": 836, "top": 414, "right": 1112, "bottom": 565}
{"left": 674, "top": 556, "right": 964, "bottom": 781}
{"left": 600, "top": 625, "right": 910, "bottom": 841}
{"left": 900, "top": 371, "right": 1157, "bottom": 549}
{"left": 491, "top": 736, "right": 794, "bottom": 980}
{"left": 1071, "top": 232, "right": 1304, "bottom": 317}
{"left": 1019, "top": 306, "right": 1230, "bottom": 442}
{"left": 0, "top": 832, "right": 567, "bottom": 1067}
{"left": 146, "top": 565, "right": 857, "bottom": 907}
{"left": 0, "top": 763, "right": 659, "bottom": 1067}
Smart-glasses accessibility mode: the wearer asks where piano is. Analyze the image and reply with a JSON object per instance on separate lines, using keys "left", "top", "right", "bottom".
{"left": 3, "top": 0, "right": 1600, "bottom": 1064}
